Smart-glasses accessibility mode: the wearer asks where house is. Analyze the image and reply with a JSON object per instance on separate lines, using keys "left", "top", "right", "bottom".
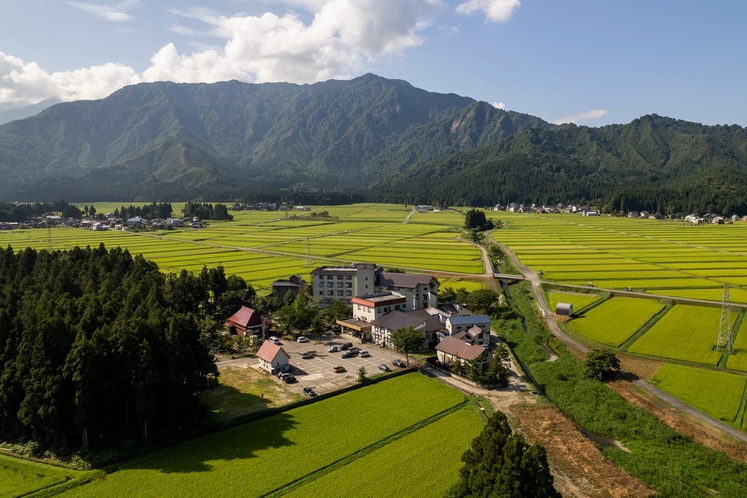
{"left": 352, "top": 291, "right": 411, "bottom": 323}
{"left": 370, "top": 311, "right": 428, "bottom": 349}
{"left": 556, "top": 303, "right": 574, "bottom": 316}
{"left": 639, "top": 211, "right": 650, "bottom": 218}
{"left": 492, "top": 204, "right": 504, "bottom": 211}
{"left": 436, "top": 336, "right": 491, "bottom": 369}
{"left": 271, "top": 274, "right": 307, "bottom": 299}
{"left": 91, "top": 222, "right": 108, "bottom": 231}
{"left": 713, "top": 217, "right": 725, "bottom": 225}
{"left": 732, "top": 215, "right": 740, "bottom": 222}
{"left": 445, "top": 314, "right": 491, "bottom": 336}
{"left": 126, "top": 216, "right": 143, "bottom": 227}
{"left": 256, "top": 341, "right": 291, "bottom": 375}
{"left": 417, "top": 205, "right": 433, "bottom": 213}
{"left": 583, "top": 211, "right": 598, "bottom": 217}
{"left": 226, "top": 306, "right": 264, "bottom": 336}
{"left": 452, "top": 324, "right": 490, "bottom": 346}
{"left": 627, "top": 211, "right": 639, "bottom": 218}
{"left": 375, "top": 272, "right": 439, "bottom": 310}
{"left": 407, "top": 309, "right": 447, "bottom": 348}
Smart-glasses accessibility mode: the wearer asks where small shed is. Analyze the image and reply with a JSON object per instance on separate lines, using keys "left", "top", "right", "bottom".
{"left": 556, "top": 303, "right": 574, "bottom": 317}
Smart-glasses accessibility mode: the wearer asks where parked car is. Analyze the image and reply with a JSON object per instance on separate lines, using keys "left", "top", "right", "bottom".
{"left": 281, "top": 374, "right": 296, "bottom": 383}
{"left": 333, "top": 366, "right": 346, "bottom": 373}
{"left": 328, "top": 345, "right": 339, "bottom": 353}
{"left": 348, "top": 347, "right": 361, "bottom": 355}
{"left": 300, "top": 351, "right": 312, "bottom": 359}
{"left": 341, "top": 351, "right": 356, "bottom": 359}
{"left": 392, "top": 359, "right": 406, "bottom": 368}
{"left": 297, "top": 336, "right": 309, "bottom": 343}
{"left": 269, "top": 336, "right": 281, "bottom": 345}
{"left": 339, "top": 342, "right": 353, "bottom": 351}
{"left": 358, "top": 350, "right": 370, "bottom": 358}
{"left": 278, "top": 372, "right": 294, "bottom": 381}
{"left": 303, "top": 387, "right": 317, "bottom": 397}
{"left": 378, "top": 364, "right": 390, "bottom": 372}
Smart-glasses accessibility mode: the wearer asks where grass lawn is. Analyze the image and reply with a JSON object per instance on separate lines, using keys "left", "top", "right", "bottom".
{"left": 282, "top": 409, "right": 482, "bottom": 498}
{"left": 569, "top": 297, "right": 664, "bottom": 347}
{"left": 628, "top": 305, "right": 733, "bottom": 365}
{"left": 201, "top": 366, "right": 303, "bottom": 422}
{"left": 650, "top": 363, "right": 747, "bottom": 423}
{"left": 59, "top": 374, "right": 466, "bottom": 497}
{"left": 0, "top": 453, "right": 99, "bottom": 498}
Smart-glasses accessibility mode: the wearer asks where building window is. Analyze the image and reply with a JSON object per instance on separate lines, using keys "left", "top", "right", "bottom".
{"left": 346, "top": 282, "right": 352, "bottom": 288}
{"left": 357, "top": 305, "right": 361, "bottom": 310}
{"left": 327, "top": 290, "right": 334, "bottom": 296}
{"left": 327, "top": 282, "right": 333, "bottom": 288}
{"left": 346, "top": 290, "right": 352, "bottom": 296}
{"left": 318, "top": 290, "right": 323, "bottom": 295}
{"left": 337, "top": 290, "right": 344, "bottom": 296}
{"left": 346, "top": 275, "right": 352, "bottom": 280}
{"left": 337, "top": 282, "right": 344, "bottom": 288}
{"left": 337, "top": 275, "right": 344, "bottom": 280}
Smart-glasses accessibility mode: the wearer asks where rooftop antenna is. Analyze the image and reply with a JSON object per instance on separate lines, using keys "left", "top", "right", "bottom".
{"left": 717, "top": 283, "right": 732, "bottom": 352}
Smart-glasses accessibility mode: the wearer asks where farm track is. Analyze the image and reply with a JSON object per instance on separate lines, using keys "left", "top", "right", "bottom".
{"left": 488, "top": 232, "right": 747, "bottom": 444}
{"left": 457, "top": 235, "right": 499, "bottom": 290}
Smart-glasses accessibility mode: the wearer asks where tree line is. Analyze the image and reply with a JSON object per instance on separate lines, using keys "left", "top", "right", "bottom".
{"left": 0, "top": 244, "right": 249, "bottom": 454}
{"left": 0, "top": 200, "right": 83, "bottom": 222}
{"left": 113, "top": 202, "right": 174, "bottom": 220}
{"left": 182, "top": 202, "right": 233, "bottom": 221}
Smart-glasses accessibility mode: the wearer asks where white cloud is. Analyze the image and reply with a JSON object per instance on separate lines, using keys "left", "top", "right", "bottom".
{"left": 67, "top": 0, "right": 140, "bottom": 23}
{"left": 491, "top": 101, "right": 505, "bottom": 109}
{"left": 438, "top": 24, "right": 460, "bottom": 36}
{"left": 456, "top": 0, "right": 520, "bottom": 23}
{"left": 551, "top": 109, "right": 609, "bottom": 125}
{"left": 3, "top": 0, "right": 529, "bottom": 105}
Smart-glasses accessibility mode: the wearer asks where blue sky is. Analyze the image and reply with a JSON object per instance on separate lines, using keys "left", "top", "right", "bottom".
{"left": 0, "top": 0, "right": 745, "bottom": 126}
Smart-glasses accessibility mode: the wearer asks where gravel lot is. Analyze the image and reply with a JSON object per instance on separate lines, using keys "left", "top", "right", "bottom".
{"left": 281, "top": 334, "right": 410, "bottom": 395}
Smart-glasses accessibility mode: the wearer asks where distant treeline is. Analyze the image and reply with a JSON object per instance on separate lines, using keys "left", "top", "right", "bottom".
{"left": 0, "top": 200, "right": 82, "bottom": 222}
{"left": 182, "top": 202, "right": 232, "bottom": 221}
{"left": 0, "top": 245, "right": 249, "bottom": 452}
{"left": 114, "top": 202, "right": 174, "bottom": 219}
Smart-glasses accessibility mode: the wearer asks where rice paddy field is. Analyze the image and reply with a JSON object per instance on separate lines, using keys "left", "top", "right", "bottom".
{"left": 0, "top": 204, "right": 484, "bottom": 290}
{"left": 627, "top": 305, "right": 734, "bottom": 366}
{"left": 494, "top": 213, "right": 747, "bottom": 303}
{"left": 650, "top": 364, "right": 747, "bottom": 423}
{"left": 547, "top": 291, "right": 601, "bottom": 313}
{"left": 0, "top": 454, "right": 100, "bottom": 498}
{"left": 43, "top": 373, "right": 478, "bottom": 498}
{"left": 569, "top": 297, "right": 665, "bottom": 347}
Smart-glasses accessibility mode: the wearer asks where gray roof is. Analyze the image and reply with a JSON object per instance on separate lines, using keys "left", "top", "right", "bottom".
{"left": 371, "top": 311, "right": 426, "bottom": 331}
{"left": 447, "top": 314, "right": 490, "bottom": 326}
{"left": 377, "top": 272, "right": 438, "bottom": 289}
{"left": 407, "top": 309, "right": 445, "bottom": 333}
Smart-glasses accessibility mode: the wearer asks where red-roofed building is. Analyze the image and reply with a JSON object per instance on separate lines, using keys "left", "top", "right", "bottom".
{"left": 256, "top": 341, "right": 291, "bottom": 374}
{"left": 226, "top": 306, "right": 264, "bottom": 336}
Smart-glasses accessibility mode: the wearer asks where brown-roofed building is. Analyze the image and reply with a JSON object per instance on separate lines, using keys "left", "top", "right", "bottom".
{"left": 256, "top": 341, "right": 291, "bottom": 374}
{"left": 436, "top": 336, "right": 490, "bottom": 369}
{"left": 271, "top": 274, "right": 307, "bottom": 300}
{"left": 375, "top": 272, "right": 439, "bottom": 310}
{"left": 371, "top": 311, "right": 428, "bottom": 350}
{"left": 226, "top": 306, "right": 264, "bottom": 336}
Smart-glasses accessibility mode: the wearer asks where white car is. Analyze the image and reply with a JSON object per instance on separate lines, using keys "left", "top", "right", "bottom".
{"left": 297, "top": 336, "right": 309, "bottom": 343}
{"left": 358, "top": 350, "right": 370, "bottom": 358}
{"left": 269, "top": 336, "right": 280, "bottom": 344}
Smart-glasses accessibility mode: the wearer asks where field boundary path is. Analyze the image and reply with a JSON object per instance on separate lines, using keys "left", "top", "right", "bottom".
{"left": 402, "top": 207, "right": 416, "bottom": 224}
{"left": 457, "top": 235, "right": 498, "bottom": 290}
{"left": 489, "top": 233, "right": 747, "bottom": 444}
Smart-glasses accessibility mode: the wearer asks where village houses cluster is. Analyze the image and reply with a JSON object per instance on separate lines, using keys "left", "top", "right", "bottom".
{"left": 226, "top": 262, "right": 494, "bottom": 376}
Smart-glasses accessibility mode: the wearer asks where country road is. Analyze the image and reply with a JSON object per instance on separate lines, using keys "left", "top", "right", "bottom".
{"left": 487, "top": 232, "right": 747, "bottom": 444}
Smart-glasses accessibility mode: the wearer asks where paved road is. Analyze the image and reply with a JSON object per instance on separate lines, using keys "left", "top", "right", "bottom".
{"left": 488, "top": 232, "right": 747, "bottom": 444}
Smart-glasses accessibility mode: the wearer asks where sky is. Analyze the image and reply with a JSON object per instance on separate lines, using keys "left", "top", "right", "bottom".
{"left": 0, "top": 0, "right": 745, "bottom": 126}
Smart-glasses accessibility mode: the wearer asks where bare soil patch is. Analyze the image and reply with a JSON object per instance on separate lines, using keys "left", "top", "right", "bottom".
{"left": 618, "top": 355, "right": 662, "bottom": 380}
{"left": 514, "top": 404, "right": 653, "bottom": 498}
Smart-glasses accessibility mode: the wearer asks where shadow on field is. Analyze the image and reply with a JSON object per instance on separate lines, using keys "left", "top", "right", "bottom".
{"left": 127, "top": 411, "right": 298, "bottom": 473}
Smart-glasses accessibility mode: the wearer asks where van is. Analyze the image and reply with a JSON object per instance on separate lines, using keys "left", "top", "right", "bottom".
{"left": 358, "top": 350, "right": 370, "bottom": 358}
{"left": 339, "top": 342, "right": 353, "bottom": 351}
{"left": 300, "top": 351, "right": 312, "bottom": 359}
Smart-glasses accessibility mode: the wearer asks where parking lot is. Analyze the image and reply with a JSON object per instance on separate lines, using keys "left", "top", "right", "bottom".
{"left": 279, "top": 334, "right": 411, "bottom": 395}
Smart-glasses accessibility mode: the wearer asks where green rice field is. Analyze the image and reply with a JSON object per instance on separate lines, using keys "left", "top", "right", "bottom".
{"left": 0, "top": 204, "right": 484, "bottom": 290}
{"left": 52, "top": 374, "right": 472, "bottom": 497}
{"left": 282, "top": 409, "right": 482, "bottom": 498}
{"left": 650, "top": 364, "right": 747, "bottom": 423}
{"left": 628, "top": 305, "right": 735, "bottom": 365}
{"left": 569, "top": 297, "right": 665, "bottom": 347}
{"left": 547, "top": 291, "right": 600, "bottom": 313}
{"left": 727, "top": 318, "right": 747, "bottom": 372}
{"left": 0, "top": 454, "right": 99, "bottom": 498}
{"left": 494, "top": 213, "right": 747, "bottom": 303}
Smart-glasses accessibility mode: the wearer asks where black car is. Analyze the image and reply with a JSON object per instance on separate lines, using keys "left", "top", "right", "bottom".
{"left": 303, "top": 387, "right": 317, "bottom": 397}
{"left": 341, "top": 351, "right": 356, "bottom": 359}
{"left": 392, "top": 359, "right": 406, "bottom": 368}
{"left": 282, "top": 374, "right": 296, "bottom": 383}
{"left": 378, "top": 364, "right": 390, "bottom": 372}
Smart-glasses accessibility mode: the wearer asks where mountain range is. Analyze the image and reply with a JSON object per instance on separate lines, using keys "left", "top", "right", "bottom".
{"left": 0, "top": 74, "right": 745, "bottom": 214}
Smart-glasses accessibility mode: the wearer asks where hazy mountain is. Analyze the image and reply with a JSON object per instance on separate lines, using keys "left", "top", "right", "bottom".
{"left": 0, "top": 98, "right": 61, "bottom": 126}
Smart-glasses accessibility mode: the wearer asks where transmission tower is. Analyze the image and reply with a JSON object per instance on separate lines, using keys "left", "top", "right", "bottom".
{"left": 717, "top": 283, "right": 732, "bottom": 351}
{"left": 305, "top": 238, "right": 311, "bottom": 267}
